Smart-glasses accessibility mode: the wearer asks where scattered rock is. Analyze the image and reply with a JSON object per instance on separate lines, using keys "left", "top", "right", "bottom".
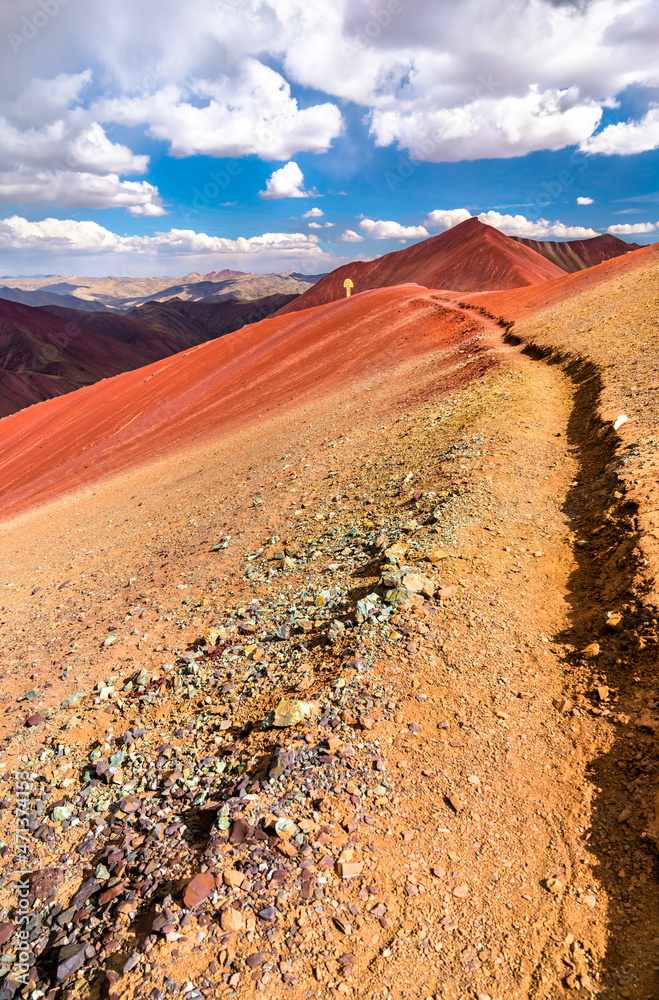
{"left": 183, "top": 872, "right": 215, "bottom": 909}
{"left": 273, "top": 698, "right": 314, "bottom": 727}
{"left": 336, "top": 861, "right": 364, "bottom": 879}
{"left": 223, "top": 869, "right": 245, "bottom": 888}
{"left": 275, "top": 817, "right": 298, "bottom": 840}
{"left": 384, "top": 542, "right": 409, "bottom": 563}
{"left": 333, "top": 916, "right": 353, "bottom": 935}
{"left": 447, "top": 792, "right": 464, "bottom": 813}
{"left": 401, "top": 572, "right": 435, "bottom": 597}
{"left": 220, "top": 906, "right": 244, "bottom": 932}
{"left": 56, "top": 942, "right": 88, "bottom": 981}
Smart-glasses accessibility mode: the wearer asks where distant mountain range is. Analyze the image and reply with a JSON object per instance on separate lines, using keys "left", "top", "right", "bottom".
{"left": 0, "top": 269, "right": 322, "bottom": 312}
{"left": 0, "top": 286, "right": 110, "bottom": 311}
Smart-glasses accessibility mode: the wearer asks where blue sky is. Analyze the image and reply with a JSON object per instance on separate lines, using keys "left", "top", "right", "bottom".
{"left": 0, "top": 0, "right": 658, "bottom": 276}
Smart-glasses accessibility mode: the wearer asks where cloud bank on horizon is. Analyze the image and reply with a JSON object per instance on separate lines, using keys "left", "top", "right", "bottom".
{"left": 0, "top": 0, "right": 658, "bottom": 274}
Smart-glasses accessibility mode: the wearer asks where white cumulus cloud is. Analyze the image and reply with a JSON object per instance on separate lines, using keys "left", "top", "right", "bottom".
{"left": 580, "top": 105, "right": 659, "bottom": 156}
{"left": 371, "top": 89, "right": 605, "bottom": 163}
{"left": 303, "top": 207, "right": 324, "bottom": 218}
{"left": 1, "top": 0, "right": 659, "bottom": 167}
{"left": 477, "top": 211, "right": 599, "bottom": 239}
{"left": 577, "top": 196, "right": 594, "bottom": 205}
{"left": 259, "top": 161, "right": 314, "bottom": 200}
{"left": 424, "top": 209, "right": 473, "bottom": 232}
{"left": 0, "top": 73, "right": 164, "bottom": 214}
{"left": 0, "top": 215, "right": 327, "bottom": 257}
{"left": 359, "top": 218, "right": 429, "bottom": 239}
{"left": 93, "top": 60, "right": 343, "bottom": 161}
{"left": 418, "top": 207, "right": 601, "bottom": 239}
{"left": 8, "top": 71, "right": 94, "bottom": 128}
{"left": 339, "top": 229, "right": 365, "bottom": 242}
{"left": 0, "top": 214, "right": 355, "bottom": 274}
{"left": 607, "top": 221, "right": 657, "bottom": 234}
{"left": 0, "top": 117, "right": 148, "bottom": 177}
{"left": 0, "top": 171, "right": 165, "bottom": 215}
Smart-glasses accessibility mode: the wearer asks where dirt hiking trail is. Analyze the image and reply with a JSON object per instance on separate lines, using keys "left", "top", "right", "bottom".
{"left": 0, "top": 303, "right": 657, "bottom": 1000}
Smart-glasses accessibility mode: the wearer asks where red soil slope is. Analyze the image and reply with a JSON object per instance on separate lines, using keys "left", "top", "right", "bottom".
{"left": 464, "top": 240, "right": 659, "bottom": 320}
{"left": 0, "top": 293, "right": 297, "bottom": 417}
{"left": 277, "top": 218, "right": 565, "bottom": 316}
{"left": 0, "top": 286, "right": 489, "bottom": 520}
{"left": 512, "top": 233, "right": 642, "bottom": 273}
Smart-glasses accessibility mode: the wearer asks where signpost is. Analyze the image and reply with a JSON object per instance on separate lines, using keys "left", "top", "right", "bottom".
{"left": 343, "top": 278, "right": 354, "bottom": 297}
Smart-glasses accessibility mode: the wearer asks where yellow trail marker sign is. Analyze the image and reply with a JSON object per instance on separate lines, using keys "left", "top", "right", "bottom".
{"left": 343, "top": 278, "right": 354, "bottom": 297}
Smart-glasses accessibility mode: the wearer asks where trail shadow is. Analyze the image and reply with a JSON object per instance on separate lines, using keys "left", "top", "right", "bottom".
{"left": 517, "top": 341, "right": 659, "bottom": 998}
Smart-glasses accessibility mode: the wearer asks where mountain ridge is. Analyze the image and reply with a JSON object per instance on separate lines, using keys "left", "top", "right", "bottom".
{"left": 511, "top": 232, "right": 643, "bottom": 273}
{"left": 275, "top": 218, "right": 566, "bottom": 315}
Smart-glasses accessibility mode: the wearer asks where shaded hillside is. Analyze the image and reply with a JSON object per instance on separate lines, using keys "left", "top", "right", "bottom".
{"left": 276, "top": 217, "right": 565, "bottom": 316}
{"left": 42, "top": 304, "right": 210, "bottom": 352}
{"left": 0, "top": 298, "right": 192, "bottom": 417}
{"left": 512, "top": 233, "right": 642, "bottom": 273}
{"left": 129, "top": 293, "right": 298, "bottom": 339}
{"left": 0, "top": 291, "right": 299, "bottom": 417}
{"left": 0, "top": 285, "right": 110, "bottom": 311}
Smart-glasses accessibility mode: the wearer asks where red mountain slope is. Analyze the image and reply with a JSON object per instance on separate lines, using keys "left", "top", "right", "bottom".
{"left": 277, "top": 218, "right": 565, "bottom": 316}
{"left": 464, "top": 240, "right": 659, "bottom": 320}
{"left": 0, "top": 285, "right": 490, "bottom": 519}
{"left": 512, "top": 233, "right": 642, "bottom": 273}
